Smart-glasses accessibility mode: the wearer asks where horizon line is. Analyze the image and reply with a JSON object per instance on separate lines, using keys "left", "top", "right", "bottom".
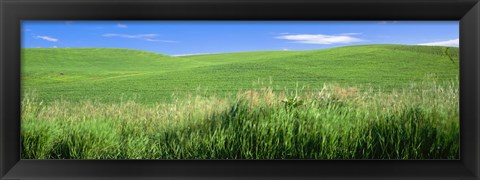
{"left": 22, "top": 43, "right": 459, "bottom": 57}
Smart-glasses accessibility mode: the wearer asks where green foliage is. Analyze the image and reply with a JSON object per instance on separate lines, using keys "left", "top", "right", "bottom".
{"left": 22, "top": 45, "right": 459, "bottom": 103}
{"left": 21, "top": 81, "right": 459, "bottom": 159}
{"left": 20, "top": 44, "right": 460, "bottom": 159}
{"left": 443, "top": 47, "right": 456, "bottom": 64}
{"left": 281, "top": 96, "right": 304, "bottom": 112}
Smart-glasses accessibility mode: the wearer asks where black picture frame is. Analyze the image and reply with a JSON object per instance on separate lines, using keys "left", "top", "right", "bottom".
{"left": 1, "top": 0, "right": 479, "bottom": 179}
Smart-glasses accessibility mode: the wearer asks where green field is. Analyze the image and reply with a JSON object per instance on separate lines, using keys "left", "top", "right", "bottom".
{"left": 21, "top": 44, "right": 460, "bottom": 159}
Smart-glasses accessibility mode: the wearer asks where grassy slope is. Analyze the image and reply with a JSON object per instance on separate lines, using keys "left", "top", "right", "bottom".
{"left": 22, "top": 45, "right": 459, "bottom": 103}
{"left": 21, "top": 45, "right": 460, "bottom": 159}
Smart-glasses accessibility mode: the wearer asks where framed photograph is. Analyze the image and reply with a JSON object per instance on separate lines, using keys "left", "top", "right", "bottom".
{"left": 1, "top": 0, "right": 479, "bottom": 179}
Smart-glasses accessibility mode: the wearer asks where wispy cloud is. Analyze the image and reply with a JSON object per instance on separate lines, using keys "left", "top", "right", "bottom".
{"left": 102, "top": 33, "right": 177, "bottom": 43}
{"left": 117, "top": 24, "right": 128, "bottom": 28}
{"left": 144, "top": 38, "right": 177, "bottom": 43}
{"left": 34, "top": 35, "right": 59, "bottom": 42}
{"left": 276, "top": 33, "right": 364, "bottom": 45}
{"left": 336, "top": 32, "right": 362, "bottom": 36}
{"left": 378, "top": 21, "right": 398, "bottom": 24}
{"left": 417, "top": 38, "right": 459, "bottom": 47}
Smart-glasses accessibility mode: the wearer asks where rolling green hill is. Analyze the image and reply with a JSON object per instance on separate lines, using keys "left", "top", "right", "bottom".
{"left": 21, "top": 44, "right": 460, "bottom": 159}
{"left": 22, "top": 44, "right": 459, "bottom": 103}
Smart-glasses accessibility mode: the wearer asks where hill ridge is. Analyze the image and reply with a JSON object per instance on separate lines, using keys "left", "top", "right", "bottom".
{"left": 23, "top": 44, "right": 459, "bottom": 58}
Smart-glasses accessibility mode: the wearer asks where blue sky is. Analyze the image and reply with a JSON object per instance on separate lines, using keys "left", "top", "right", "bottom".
{"left": 22, "top": 21, "right": 459, "bottom": 56}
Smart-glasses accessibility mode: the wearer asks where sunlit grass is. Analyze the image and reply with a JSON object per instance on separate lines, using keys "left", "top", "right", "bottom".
{"left": 21, "top": 81, "right": 459, "bottom": 159}
{"left": 21, "top": 45, "right": 459, "bottom": 103}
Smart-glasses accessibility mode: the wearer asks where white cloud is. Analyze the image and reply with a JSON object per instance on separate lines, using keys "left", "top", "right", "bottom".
{"left": 51, "top": 46, "right": 58, "bottom": 48}
{"left": 34, "top": 35, "right": 59, "bottom": 42}
{"left": 102, "top": 33, "right": 176, "bottom": 43}
{"left": 378, "top": 21, "right": 398, "bottom": 24}
{"left": 336, "top": 33, "right": 362, "bottom": 36}
{"left": 417, "top": 38, "right": 459, "bottom": 47}
{"left": 276, "top": 33, "right": 364, "bottom": 45}
{"left": 117, "top": 24, "right": 128, "bottom": 28}
{"left": 144, "top": 38, "right": 158, "bottom": 42}
{"left": 144, "top": 38, "right": 177, "bottom": 43}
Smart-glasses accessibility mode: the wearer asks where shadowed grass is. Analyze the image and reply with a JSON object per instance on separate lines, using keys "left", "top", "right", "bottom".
{"left": 21, "top": 81, "right": 459, "bottom": 159}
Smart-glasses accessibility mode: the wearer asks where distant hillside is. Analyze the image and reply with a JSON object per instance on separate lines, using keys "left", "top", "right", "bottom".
{"left": 22, "top": 45, "right": 459, "bottom": 103}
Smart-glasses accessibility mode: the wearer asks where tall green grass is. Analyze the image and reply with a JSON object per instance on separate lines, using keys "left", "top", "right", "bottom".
{"left": 21, "top": 80, "right": 459, "bottom": 159}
